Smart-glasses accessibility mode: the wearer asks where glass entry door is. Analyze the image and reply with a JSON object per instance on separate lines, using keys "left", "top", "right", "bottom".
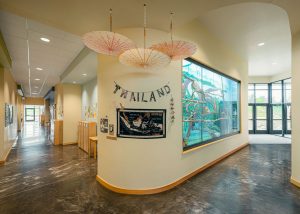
{"left": 285, "top": 104, "right": 291, "bottom": 134}
{"left": 255, "top": 105, "right": 268, "bottom": 133}
{"left": 25, "top": 108, "right": 35, "bottom": 122}
{"left": 248, "top": 105, "right": 254, "bottom": 134}
{"left": 270, "top": 105, "right": 283, "bottom": 134}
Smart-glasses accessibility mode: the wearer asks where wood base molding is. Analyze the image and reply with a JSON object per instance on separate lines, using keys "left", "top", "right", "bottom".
{"left": 0, "top": 138, "right": 16, "bottom": 166}
{"left": 291, "top": 177, "right": 300, "bottom": 188}
{"left": 63, "top": 142, "right": 78, "bottom": 146}
{"left": 96, "top": 142, "right": 249, "bottom": 195}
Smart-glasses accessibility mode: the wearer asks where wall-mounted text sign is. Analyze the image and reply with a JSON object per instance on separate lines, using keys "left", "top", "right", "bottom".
{"left": 113, "top": 82, "right": 171, "bottom": 102}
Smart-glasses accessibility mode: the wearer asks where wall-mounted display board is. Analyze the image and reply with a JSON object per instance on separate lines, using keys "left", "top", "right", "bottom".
{"left": 182, "top": 58, "right": 241, "bottom": 151}
{"left": 117, "top": 109, "right": 166, "bottom": 139}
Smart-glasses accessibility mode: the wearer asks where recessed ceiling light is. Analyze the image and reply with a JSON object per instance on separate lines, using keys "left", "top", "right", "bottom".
{"left": 73, "top": 81, "right": 76, "bottom": 84}
{"left": 257, "top": 42, "right": 265, "bottom": 47}
{"left": 82, "top": 73, "right": 87, "bottom": 76}
{"left": 36, "top": 67, "right": 43, "bottom": 71}
{"left": 34, "top": 86, "right": 39, "bottom": 89}
{"left": 40, "top": 37, "right": 50, "bottom": 43}
{"left": 35, "top": 78, "right": 40, "bottom": 81}
{"left": 32, "top": 92, "right": 38, "bottom": 95}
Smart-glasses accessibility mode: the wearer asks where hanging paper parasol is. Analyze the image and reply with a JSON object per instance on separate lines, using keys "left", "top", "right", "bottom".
{"left": 119, "top": 4, "right": 170, "bottom": 69}
{"left": 82, "top": 9, "right": 135, "bottom": 56}
{"left": 150, "top": 12, "right": 197, "bottom": 60}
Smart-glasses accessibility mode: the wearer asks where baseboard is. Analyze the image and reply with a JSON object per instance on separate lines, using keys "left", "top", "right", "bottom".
{"left": 291, "top": 177, "right": 300, "bottom": 188}
{"left": 96, "top": 142, "right": 249, "bottom": 195}
{"left": 63, "top": 142, "right": 78, "bottom": 146}
{"left": 0, "top": 138, "right": 16, "bottom": 166}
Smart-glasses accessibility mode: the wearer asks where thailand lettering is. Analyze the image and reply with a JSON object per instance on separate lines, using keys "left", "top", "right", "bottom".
{"left": 113, "top": 82, "right": 171, "bottom": 102}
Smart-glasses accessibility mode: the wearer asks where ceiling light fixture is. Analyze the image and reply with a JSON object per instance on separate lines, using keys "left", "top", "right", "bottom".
{"left": 82, "top": 8, "right": 135, "bottom": 56}
{"left": 34, "top": 86, "right": 39, "bottom": 89}
{"left": 82, "top": 73, "right": 87, "bottom": 76}
{"left": 36, "top": 67, "right": 43, "bottom": 71}
{"left": 257, "top": 42, "right": 265, "bottom": 47}
{"left": 40, "top": 37, "right": 50, "bottom": 43}
{"left": 35, "top": 78, "right": 40, "bottom": 81}
{"left": 119, "top": 4, "right": 171, "bottom": 69}
{"left": 150, "top": 12, "right": 197, "bottom": 60}
{"left": 73, "top": 81, "right": 76, "bottom": 84}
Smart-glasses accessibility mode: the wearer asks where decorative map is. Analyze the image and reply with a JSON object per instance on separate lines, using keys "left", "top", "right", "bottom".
{"left": 182, "top": 59, "right": 240, "bottom": 150}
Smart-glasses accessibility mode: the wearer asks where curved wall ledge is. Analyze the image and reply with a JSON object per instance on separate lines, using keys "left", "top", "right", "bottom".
{"left": 291, "top": 177, "right": 300, "bottom": 188}
{"left": 96, "top": 143, "right": 248, "bottom": 195}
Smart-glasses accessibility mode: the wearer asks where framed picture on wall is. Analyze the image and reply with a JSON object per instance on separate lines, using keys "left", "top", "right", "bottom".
{"left": 117, "top": 108, "right": 166, "bottom": 139}
{"left": 9, "top": 105, "right": 13, "bottom": 124}
{"left": 5, "top": 103, "right": 9, "bottom": 127}
{"left": 100, "top": 118, "right": 109, "bottom": 133}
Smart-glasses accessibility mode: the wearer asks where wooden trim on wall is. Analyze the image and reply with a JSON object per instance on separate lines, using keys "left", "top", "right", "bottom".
{"left": 291, "top": 177, "right": 300, "bottom": 188}
{"left": 63, "top": 142, "right": 78, "bottom": 146}
{"left": 96, "top": 142, "right": 249, "bottom": 195}
{"left": 0, "top": 137, "right": 17, "bottom": 166}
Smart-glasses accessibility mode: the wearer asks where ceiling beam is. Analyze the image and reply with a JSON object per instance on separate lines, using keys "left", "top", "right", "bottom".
{"left": 60, "top": 47, "right": 91, "bottom": 82}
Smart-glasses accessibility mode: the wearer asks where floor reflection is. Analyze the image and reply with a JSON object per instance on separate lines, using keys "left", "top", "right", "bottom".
{"left": 22, "top": 122, "right": 44, "bottom": 139}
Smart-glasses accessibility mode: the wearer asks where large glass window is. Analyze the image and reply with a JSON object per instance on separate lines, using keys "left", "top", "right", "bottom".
{"left": 255, "top": 84, "right": 268, "bottom": 103}
{"left": 25, "top": 108, "right": 35, "bottom": 121}
{"left": 284, "top": 79, "right": 292, "bottom": 133}
{"left": 256, "top": 106, "right": 268, "bottom": 131}
{"left": 182, "top": 58, "right": 241, "bottom": 151}
{"left": 248, "top": 84, "right": 255, "bottom": 103}
{"left": 248, "top": 78, "right": 291, "bottom": 135}
{"left": 271, "top": 81, "right": 282, "bottom": 104}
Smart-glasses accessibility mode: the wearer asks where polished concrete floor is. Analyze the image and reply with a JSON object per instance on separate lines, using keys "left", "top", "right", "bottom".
{"left": 0, "top": 126, "right": 300, "bottom": 213}
{"left": 249, "top": 134, "right": 291, "bottom": 144}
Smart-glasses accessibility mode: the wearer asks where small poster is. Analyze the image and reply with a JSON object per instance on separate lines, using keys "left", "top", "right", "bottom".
{"left": 117, "top": 109, "right": 166, "bottom": 139}
{"left": 100, "top": 118, "right": 108, "bottom": 133}
{"left": 109, "top": 124, "right": 114, "bottom": 135}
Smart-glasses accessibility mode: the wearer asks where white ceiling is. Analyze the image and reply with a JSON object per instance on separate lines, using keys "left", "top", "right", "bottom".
{"left": 1, "top": 0, "right": 300, "bottom": 36}
{"left": 0, "top": 1, "right": 294, "bottom": 93}
{"left": 61, "top": 51, "right": 97, "bottom": 85}
{"left": 0, "top": 10, "right": 84, "bottom": 97}
{"left": 199, "top": 2, "right": 291, "bottom": 76}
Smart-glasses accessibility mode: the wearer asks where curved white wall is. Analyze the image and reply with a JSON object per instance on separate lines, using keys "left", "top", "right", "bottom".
{"left": 291, "top": 32, "right": 300, "bottom": 184}
{"left": 97, "top": 23, "right": 248, "bottom": 190}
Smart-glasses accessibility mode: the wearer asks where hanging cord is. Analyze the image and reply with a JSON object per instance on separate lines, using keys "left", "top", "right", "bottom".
{"left": 170, "top": 12, "right": 174, "bottom": 41}
{"left": 109, "top": 8, "right": 112, "bottom": 32}
{"left": 143, "top": 4, "right": 147, "bottom": 63}
{"left": 144, "top": 4, "right": 147, "bottom": 49}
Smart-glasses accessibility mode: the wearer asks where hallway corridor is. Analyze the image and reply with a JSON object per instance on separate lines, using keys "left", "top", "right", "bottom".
{"left": 0, "top": 130, "right": 300, "bottom": 213}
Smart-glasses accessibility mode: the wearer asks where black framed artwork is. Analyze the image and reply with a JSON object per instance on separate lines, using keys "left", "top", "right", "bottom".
{"left": 117, "top": 108, "right": 166, "bottom": 139}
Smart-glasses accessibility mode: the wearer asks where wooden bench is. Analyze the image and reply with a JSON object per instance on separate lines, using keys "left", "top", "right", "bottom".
{"left": 88, "top": 136, "right": 98, "bottom": 159}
